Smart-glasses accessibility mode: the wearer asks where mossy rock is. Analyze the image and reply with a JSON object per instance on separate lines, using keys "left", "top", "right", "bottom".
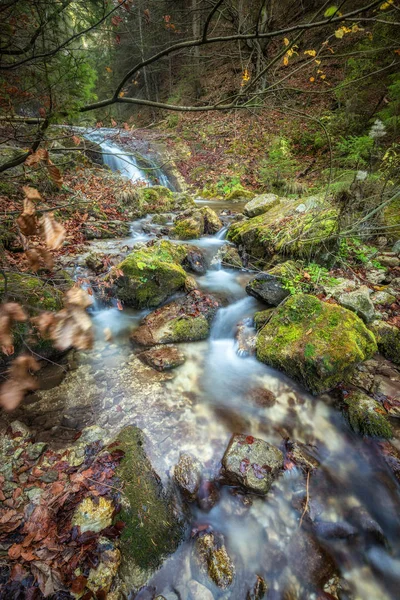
{"left": 171, "top": 207, "right": 222, "bottom": 240}
{"left": 171, "top": 192, "right": 196, "bottom": 211}
{"left": 0, "top": 273, "right": 64, "bottom": 312}
{"left": 0, "top": 273, "right": 65, "bottom": 364}
{"left": 227, "top": 198, "right": 339, "bottom": 261}
{"left": 382, "top": 196, "right": 400, "bottom": 241}
{"left": 369, "top": 320, "right": 400, "bottom": 365}
{"left": 131, "top": 290, "right": 220, "bottom": 346}
{"left": 172, "top": 215, "right": 203, "bottom": 240}
{"left": 136, "top": 185, "right": 175, "bottom": 214}
{"left": 114, "top": 241, "right": 189, "bottom": 308}
{"left": 342, "top": 390, "right": 393, "bottom": 438}
{"left": 112, "top": 426, "right": 184, "bottom": 572}
{"left": 224, "top": 186, "right": 254, "bottom": 202}
{"left": 254, "top": 309, "right": 274, "bottom": 331}
{"left": 243, "top": 193, "right": 280, "bottom": 218}
{"left": 256, "top": 294, "right": 377, "bottom": 394}
{"left": 84, "top": 220, "right": 130, "bottom": 240}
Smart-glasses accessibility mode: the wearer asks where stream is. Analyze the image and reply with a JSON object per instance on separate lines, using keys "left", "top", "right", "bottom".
{"left": 21, "top": 132, "right": 400, "bottom": 598}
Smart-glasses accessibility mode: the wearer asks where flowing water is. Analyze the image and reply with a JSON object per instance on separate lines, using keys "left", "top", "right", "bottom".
{"left": 25, "top": 134, "right": 400, "bottom": 599}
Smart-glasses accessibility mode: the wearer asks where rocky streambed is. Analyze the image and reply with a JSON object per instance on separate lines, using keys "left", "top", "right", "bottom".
{"left": 1, "top": 149, "right": 400, "bottom": 599}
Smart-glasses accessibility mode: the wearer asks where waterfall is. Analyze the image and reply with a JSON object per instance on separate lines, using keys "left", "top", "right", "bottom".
{"left": 84, "top": 128, "right": 173, "bottom": 189}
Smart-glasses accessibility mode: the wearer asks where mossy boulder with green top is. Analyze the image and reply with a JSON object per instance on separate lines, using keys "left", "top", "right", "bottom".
{"left": 243, "top": 193, "right": 280, "bottom": 218}
{"left": 342, "top": 390, "right": 393, "bottom": 438}
{"left": 227, "top": 197, "right": 339, "bottom": 261}
{"left": 130, "top": 290, "right": 220, "bottom": 346}
{"left": 256, "top": 294, "right": 377, "bottom": 394}
{"left": 171, "top": 206, "right": 222, "bottom": 240}
{"left": 112, "top": 426, "right": 184, "bottom": 588}
{"left": 113, "top": 240, "right": 189, "bottom": 308}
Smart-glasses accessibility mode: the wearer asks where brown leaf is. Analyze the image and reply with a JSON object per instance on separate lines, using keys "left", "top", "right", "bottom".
{"left": 65, "top": 287, "right": 93, "bottom": 309}
{"left": 8, "top": 543, "right": 22, "bottom": 560}
{"left": 40, "top": 213, "right": 66, "bottom": 250}
{"left": 2, "top": 302, "right": 27, "bottom": 322}
{"left": 46, "top": 160, "right": 63, "bottom": 187}
{"left": 31, "top": 561, "right": 64, "bottom": 597}
{"left": 25, "top": 149, "right": 49, "bottom": 167}
{"left": 0, "top": 355, "right": 40, "bottom": 410}
{"left": 25, "top": 249, "right": 41, "bottom": 272}
{"left": 22, "top": 186, "right": 42, "bottom": 201}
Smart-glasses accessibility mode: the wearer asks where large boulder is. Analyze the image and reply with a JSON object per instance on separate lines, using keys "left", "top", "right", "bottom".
{"left": 342, "top": 390, "right": 393, "bottom": 438}
{"left": 221, "top": 433, "right": 283, "bottom": 495}
{"left": 130, "top": 290, "right": 220, "bottom": 346}
{"left": 112, "top": 241, "right": 189, "bottom": 308}
{"left": 171, "top": 207, "right": 222, "bottom": 240}
{"left": 227, "top": 197, "right": 339, "bottom": 261}
{"left": 113, "top": 427, "right": 184, "bottom": 587}
{"left": 368, "top": 320, "right": 400, "bottom": 365}
{"left": 243, "top": 193, "right": 280, "bottom": 218}
{"left": 256, "top": 294, "right": 377, "bottom": 394}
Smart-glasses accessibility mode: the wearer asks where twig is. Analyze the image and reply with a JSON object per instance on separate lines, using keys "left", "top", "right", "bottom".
{"left": 299, "top": 470, "right": 310, "bottom": 528}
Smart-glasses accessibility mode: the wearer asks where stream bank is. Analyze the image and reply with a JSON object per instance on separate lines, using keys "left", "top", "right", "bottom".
{"left": 1, "top": 131, "right": 400, "bottom": 600}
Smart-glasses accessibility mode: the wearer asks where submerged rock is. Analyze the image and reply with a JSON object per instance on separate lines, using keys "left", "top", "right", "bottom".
{"left": 236, "top": 319, "right": 256, "bottom": 356}
{"left": 337, "top": 285, "right": 375, "bottom": 323}
{"left": 256, "top": 294, "right": 377, "bottom": 394}
{"left": 85, "top": 251, "right": 108, "bottom": 274}
{"left": 113, "top": 240, "right": 189, "bottom": 308}
{"left": 369, "top": 320, "right": 400, "bottom": 365}
{"left": 221, "top": 433, "right": 283, "bottom": 495}
{"left": 173, "top": 453, "right": 202, "bottom": 501}
{"left": 130, "top": 290, "right": 219, "bottom": 346}
{"left": 243, "top": 193, "right": 280, "bottom": 218}
{"left": 342, "top": 390, "right": 393, "bottom": 438}
{"left": 188, "top": 580, "right": 215, "bottom": 600}
{"left": 288, "top": 531, "right": 337, "bottom": 588}
{"left": 192, "top": 532, "right": 235, "bottom": 589}
{"left": 138, "top": 345, "right": 186, "bottom": 371}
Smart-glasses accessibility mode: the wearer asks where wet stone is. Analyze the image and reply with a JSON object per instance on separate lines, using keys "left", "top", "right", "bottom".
{"left": 138, "top": 345, "right": 186, "bottom": 371}
{"left": 183, "top": 248, "right": 207, "bottom": 275}
{"left": 26, "top": 442, "right": 47, "bottom": 460}
{"left": 246, "top": 273, "right": 289, "bottom": 307}
{"left": 197, "top": 480, "right": 220, "bottom": 512}
{"left": 247, "top": 575, "right": 268, "bottom": 599}
{"left": 173, "top": 453, "right": 202, "bottom": 501}
{"left": 192, "top": 532, "right": 235, "bottom": 590}
{"left": 221, "top": 433, "right": 283, "bottom": 495}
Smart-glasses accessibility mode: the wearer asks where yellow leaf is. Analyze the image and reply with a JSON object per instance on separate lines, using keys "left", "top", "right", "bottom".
{"left": 315, "top": 59, "right": 321, "bottom": 65}
{"left": 380, "top": 0, "right": 394, "bottom": 9}
{"left": 283, "top": 37, "right": 290, "bottom": 46}
{"left": 119, "top": 91, "right": 125, "bottom": 97}
{"left": 309, "top": 77, "right": 315, "bottom": 82}
{"left": 320, "top": 74, "right": 326, "bottom": 80}
{"left": 304, "top": 50, "right": 316, "bottom": 57}
{"left": 283, "top": 55, "right": 289, "bottom": 66}
{"left": 317, "top": 69, "right": 323, "bottom": 74}
{"left": 335, "top": 28, "right": 345, "bottom": 38}
{"left": 105, "top": 66, "right": 112, "bottom": 73}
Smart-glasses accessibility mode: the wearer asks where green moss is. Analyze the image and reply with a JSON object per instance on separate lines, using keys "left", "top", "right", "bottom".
{"left": 112, "top": 426, "right": 184, "bottom": 570}
{"left": 115, "top": 241, "right": 188, "bottom": 308}
{"left": 0, "top": 273, "right": 63, "bottom": 311}
{"left": 227, "top": 199, "right": 340, "bottom": 261}
{"left": 136, "top": 186, "right": 175, "bottom": 214}
{"left": 172, "top": 218, "right": 202, "bottom": 240}
{"left": 343, "top": 391, "right": 393, "bottom": 438}
{"left": 369, "top": 320, "right": 400, "bottom": 365}
{"left": 170, "top": 316, "right": 209, "bottom": 341}
{"left": 225, "top": 185, "right": 254, "bottom": 201}
{"left": 256, "top": 294, "right": 377, "bottom": 394}
{"left": 382, "top": 196, "right": 400, "bottom": 240}
{"left": 254, "top": 309, "right": 274, "bottom": 331}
